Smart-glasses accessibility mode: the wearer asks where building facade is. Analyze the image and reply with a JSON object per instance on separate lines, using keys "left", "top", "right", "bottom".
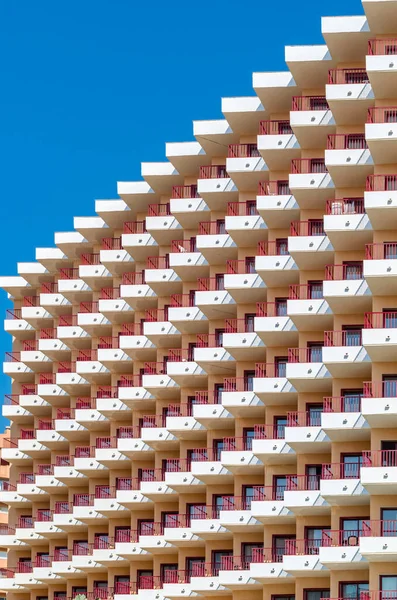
{"left": 2, "top": 2, "right": 397, "bottom": 600}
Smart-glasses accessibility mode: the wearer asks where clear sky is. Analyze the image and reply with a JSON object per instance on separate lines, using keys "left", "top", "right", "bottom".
{"left": 0, "top": 0, "right": 364, "bottom": 431}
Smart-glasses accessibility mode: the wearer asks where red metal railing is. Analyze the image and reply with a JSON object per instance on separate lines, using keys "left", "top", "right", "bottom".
{"left": 58, "top": 315, "right": 77, "bottom": 326}
{"left": 289, "top": 283, "right": 323, "bottom": 300}
{"left": 145, "top": 308, "right": 169, "bottom": 322}
{"left": 4, "top": 394, "right": 19, "bottom": 405}
{"left": 228, "top": 143, "right": 260, "bottom": 157}
{"left": 256, "top": 301, "right": 288, "bottom": 317}
{"left": 286, "top": 474, "right": 321, "bottom": 491}
{"left": 17, "top": 516, "right": 34, "bottom": 528}
{"left": 227, "top": 201, "right": 258, "bottom": 216}
{"left": 22, "top": 340, "right": 38, "bottom": 351}
{"left": 38, "top": 418, "right": 54, "bottom": 430}
{"left": 324, "top": 330, "right": 362, "bottom": 346}
{"left": 81, "top": 253, "right": 100, "bottom": 265}
{"left": 198, "top": 221, "right": 227, "bottom": 235}
{"left": 79, "top": 301, "right": 99, "bottom": 313}
{"left": 251, "top": 485, "right": 286, "bottom": 501}
{"left": 4, "top": 351, "right": 21, "bottom": 362}
{"left": 76, "top": 349, "right": 97, "bottom": 361}
{"left": 360, "top": 520, "right": 397, "bottom": 536}
{"left": 36, "top": 464, "right": 54, "bottom": 475}
{"left": 291, "top": 158, "right": 327, "bottom": 174}
{"left": 199, "top": 165, "right": 228, "bottom": 179}
{"left": 197, "top": 277, "right": 224, "bottom": 291}
{"left": 195, "top": 390, "right": 221, "bottom": 405}
{"left": 321, "top": 529, "right": 364, "bottom": 546}
{"left": 226, "top": 259, "right": 256, "bottom": 274}
{"left": 23, "top": 296, "right": 39, "bottom": 307}
{"left": 288, "top": 347, "right": 322, "bottom": 363}
{"left": 123, "top": 221, "right": 146, "bottom": 234}
{"left": 255, "top": 362, "right": 287, "bottom": 378}
{"left": 122, "top": 271, "right": 145, "bottom": 285}
{"left": 171, "top": 184, "right": 199, "bottom": 199}
{"left": 287, "top": 410, "right": 322, "bottom": 427}
{"left": 290, "top": 220, "right": 324, "bottom": 236}
{"left": 99, "top": 287, "right": 120, "bottom": 300}
{"left": 328, "top": 68, "right": 369, "bottom": 84}
{"left": 291, "top": 96, "right": 329, "bottom": 111}
{"left": 118, "top": 375, "right": 142, "bottom": 388}
{"left": 76, "top": 397, "right": 96, "bottom": 409}
{"left": 147, "top": 203, "right": 171, "bottom": 216}
{"left": 98, "top": 336, "right": 119, "bottom": 349}
{"left": 59, "top": 268, "right": 79, "bottom": 279}
{"left": 41, "top": 282, "right": 58, "bottom": 293}
{"left": 325, "top": 198, "right": 365, "bottom": 214}
{"left": 366, "top": 242, "right": 397, "bottom": 259}
{"left": 367, "top": 106, "right": 397, "bottom": 123}
{"left": 21, "top": 384, "right": 36, "bottom": 394}
{"left": 39, "top": 327, "right": 56, "bottom": 339}
{"left": 116, "top": 477, "right": 140, "bottom": 491}
{"left": 322, "top": 462, "right": 362, "bottom": 479}
{"left": 54, "top": 455, "right": 72, "bottom": 467}
{"left": 73, "top": 493, "right": 94, "bottom": 507}
{"left": 36, "top": 509, "right": 53, "bottom": 522}
{"left": 101, "top": 237, "right": 122, "bottom": 250}
{"left": 222, "top": 437, "right": 254, "bottom": 452}
{"left": 323, "top": 395, "right": 362, "bottom": 413}
{"left": 196, "top": 334, "right": 222, "bottom": 348}
{"left": 259, "top": 120, "right": 293, "bottom": 135}
{"left": 224, "top": 318, "right": 255, "bottom": 333}
{"left": 285, "top": 539, "right": 321, "bottom": 555}
{"left": 257, "top": 240, "right": 289, "bottom": 256}
{"left": 325, "top": 264, "right": 363, "bottom": 280}
{"left": 368, "top": 38, "right": 397, "bottom": 55}
{"left": 171, "top": 239, "right": 197, "bottom": 252}
{"left": 366, "top": 174, "right": 397, "bottom": 191}
{"left": 146, "top": 256, "right": 170, "bottom": 269}
{"left": 363, "top": 449, "right": 397, "bottom": 466}
{"left": 254, "top": 424, "right": 286, "bottom": 439}
{"left": 327, "top": 133, "right": 367, "bottom": 150}
{"left": 5, "top": 308, "right": 21, "bottom": 320}
{"left": 19, "top": 473, "right": 35, "bottom": 484}
{"left": 258, "top": 180, "right": 291, "bottom": 195}
{"left": 170, "top": 293, "right": 196, "bottom": 307}
{"left": 364, "top": 311, "right": 397, "bottom": 328}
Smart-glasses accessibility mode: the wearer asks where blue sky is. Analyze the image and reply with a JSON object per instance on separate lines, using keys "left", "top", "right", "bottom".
{"left": 0, "top": 0, "right": 364, "bottom": 430}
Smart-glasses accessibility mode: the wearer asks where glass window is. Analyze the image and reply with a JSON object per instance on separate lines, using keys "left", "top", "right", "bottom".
{"left": 342, "top": 454, "right": 363, "bottom": 478}
{"left": 305, "top": 590, "right": 330, "bottom": 600}
{"left": 340, "top": 583, "right": 368, "bottom": 600}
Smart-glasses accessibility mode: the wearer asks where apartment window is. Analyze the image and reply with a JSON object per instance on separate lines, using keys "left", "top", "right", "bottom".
{"left": 138, "top": 519, "right": 154, "bottom": 535}
{"left": 213, "top": 439, "right": 225, "bottom": 460}
{"left": 310, "top": 158, "right": 325, "bottom": 173}
{"left": 341, "top": 389, "right": 363, "bottom": 413}
{"left": 307, "top": 281, "right": 323, "bottom": 299}
{"left": 212, "top": 550, "right": 233, "bottom": 575}
{"left": 343, "top": 261, "right": 363, "bottom": 280}
{"left": 342, "top": 325, "right": 362, "bottom": 346}
{"left": 305, "top": 465, "right": 322, "bottom": 489}
{"left": 273, "top": 416, "right": 288, "bottom": 439}
{"left": 308, "top": 219, "right": 324, "bottom": 236}
{"left": 114, "top": 577, "right": 130, "bottom": 594}
{"left": 382, "top": 309, "right": 397, "bottom": 328}
{"left": 115, "top": 526, "right": 130, "bottom": 543}
{"left": 72, "top": 588, "right": 87, "bottom": 597}
{"left": 380, "top": 576, "right": 397, "bottom": 598}
{"left": 137, "top": 570, "right": 153, "bottom": 589}
{"left": 242, "top": 485, "right": 255, "bottom": 509}
{"left": 186, "top": 503, "right": 206, "bottom": 522}
{"left": 339, "top": 583, "right": 368, "bottom": 599}
{"left": 309, "top": 97, "right": 328, "bottom": 110}
{"left": 277, "top": 180, "right": 290, "bottom": 195}
{"left": 305, "top": 591, "right": 330, "bottom": 600}
{"left": 241, "top": 542, "right": 263, "bottom": 565}
{"left": 215, "top": 274, "right": 225, "bottom": 290}
{"left": 381, "top": 509, "right": 397, "bottom": 536}
{"left": 381, "top": 440, "right": 397, "bottom": 465}
{"left": 243, "top": 428, "right": 255, "bottom": 450}
{"left": 213, "top": 383, "right": 224, "bottom": 404}
{"left": 307, "top": 342, "right": 322, "bottom": 362}
{"left": 243, "top": 370, "right": 255, "bottom": 392}
{"left": 274, "top": 356, "right": 288, "bottom": 377}
{"left": 384, "top": 242, "right": 397, "bottom": 259}
{"left": 244, "top": 313, "right": 255, "bottom": 332}
{"left": 272, "top": 535, "right": 294, "bottom": 562}
{"left": 275, "top": 298, "right": 288, "bottom": 316}
{"left": 160, "top": 564, "right": 178, "bottom": 585}
{"left": 305, "top": 527, "right": 330, "bottom": 554}
{"left": 161, "top": 512, "right": 178, "bottom": 528}
{"left": 214, "top": 329, "right": 224, "bottom": 346}
{"left": 272, "top": 596, "right": 295, "bottom": 600}
{"left": 273, "top": 475, "right": 288, "bottom": 500}
{"left": 93, "top": 582, "right": 108, "bottom": 598}
{"left": 340, "top": 518, "right": 370, "bottom": 544}
{"left": 341, "top": 454, "right": 363, "bottom": 479}
{"left": 306, "top": 403, "right": 323, "bottom": 426}
{"left": 245, "top": 256, "right": 256, "bottom": 273}
{"left": 216, "top": 220, "right": 226, "bottom": 234}
{"left": 212, "top": 494, "right": 233, "bottom": 518}
{"left": 185, "top": 558, "right": 204, "bottom": 581}
{"left": 246, "top": 200, "right": 257, "bottom": 215}
{"left": 382, "top": 376, "right": 397, "bottom": 399}
{"left": 276, "top": 238, "right": 289, "bottom": 255}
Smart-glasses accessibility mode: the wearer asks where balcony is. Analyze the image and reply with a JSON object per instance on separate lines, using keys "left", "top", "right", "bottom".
{"left": 168, "top": 240, "right": 209, "bottom": 281}
{"left": 362, "top": 311, "right": 397, "bottom": 360}
{"left": 323, "top": 264, "right": 371, "bottom": 313}
{"left": 57, "top": 269, "right": 92, "bottom": 302}
{"left": 3, "top": 353, "right": 34, "bottom": 383}
{"left": 324, "top": 198, "right": 372, "bottom": 250}
{"left": 143, "top": 308, "right": 181, "bottom": 347}
{"left": 321, "top": 395, "right": 369, "bottom": 441}
{"left": 365, "top": 174, "right": 397, "bottom": 229}
{"left": 117, "top": 376, "right": 155, "bottom": 410}
{"left": 144, "top": 256, "right": 182, "bottom": 295}
{"left": 220, "top": 437, "right": 263, "bottom": 475}
{"left": 364, "top": 242, "right": 397, "bottom": 294}
{"left": 218, "top": 496, "right": 262, "bottom": 531}
{"left": 255, "top": 241, "right": 298, "bottom": 286}
{"left": 118, "top": 323, "right": 156, "bottom": 361}
{"left": 251, "top": 424, "right": 296, "bottom": 465}
{"left": 96, "top": 338, "right": 133, "bottom": 372}
{"left": 288, "top": 220, "right": 334, "bottom": 269}
{"left": 56, "top": 315, "right": 91, "bottom": 350}
{"left": 74, "top": 350, "right": 110, "bottom": 384}
{"left": 4, "top": 308, "right": 35, "bottom": 340}
{"left": 224, "top": 260, "right": 267, "bottom": 302}
{"left": 325, "top": 134, "right": 373, "bottom": 186}
{"left": 289, "top": 158, "right": 334, "bottom": 208}
{"left": 77, "top": 302, "right": 112, "bottom": 336}
{"left": 226, "top": 143, "right": 268, "bottom": 189}
{"left": 194, "top": 277, "right": 236, "bottom": 319}
{"left": 253, "top": 362, "right": 297, "bottom": 404}
{"left": 78, "top": 254, "right": 112, "bottom": 290}
{"left": 225, "top": 201, "right": 267, "bottom": 246}
{"left": 142, "top": 363, "right": 180, "bottom": 399}
{"left": 39, "top": 283, "right": 72, "bottom": 317}
{"left": 162, "top": 460, "right": 205, "bottom": 494}
{"left": 166, "top": 349, "right": 207, "bottom": 386}
{"left": 189, "top": 448, "right": 233, "bottom": 484}
{"left": 21, "top": 300, "right": 53, "bottom": 329}
{"left": 253, "top": 70, "right": 297, "bottom": 113}
{"left": 290, "top": 95, "right": 335, "bottom": 148}
{"left": 250, "top": 486, "right": 294, "bottom": 523}
{"left": 362, "top": 381, "right": 397, "bottom": 427}
{"left": 193, "top": 334, "right": 235, "bottom": 375}
{"left": 319, "top": 529, "right": 366, "bottom": 570}
{"left": 166, "top": 140, "right": 207, "bottom": 175}
{"left": 221, "top": 377, "right": 264, "bottom": 418}
{"left": 218, "top": 555, "right": 262, "bottom": 589}
{"left": 360, "top": 449, "right": 397, "bottom": 494}
{"left": 257, "top": 120, "right": 300, "bottom": 170}
{"left": 322, "top": 330, "right": 370, "bottom": 377}
{"left": 360, "top": 520, "right": 397, "bottom": 561}
{"left": 97, "top": 288, "right": 135, "bottom": 325}
{"left": 283, "top": 474, "right": 329, "bottom": 515}
{"left": 117, "top": 180, "right": 158, "bottom": 213}
{"left": 197, "top": 165, "right": 238, "bottom": 210}
{"left": 366, "top": 107, "right": 397, "bottom": 164}
{"left": 138, "top": 469, "right": 178, "bottom": 501}
{"left": 166, "top": 403, "right": 207, "bottom": 439}
{"left": 256, "top": 180, "right": 299, "bottom": 228}
{"left": 115, "top": 477, "right": 153, "bottom": 509}
{"left": 288, "top": 284, "right": 332, "bottom": 331}
{"left": 196, "top": 221, "right": 237, "bottom": 264}
{"left": 222, "top": 96, "right": 265, "bottom": 134}
{"left": 222, "top": 318, "right": 265, "bottom": 361}
{"left": 170, "top": 185, "right": 209, "bottom": 228}
{"left": 326, "top": 68, "right": 374, "bottom": 124}
{"left": 320, "top": 461, "right": 368, "bottom": 506}
{"left": 145, "top": 203, "right": 183, "bottom": 245}
{"left": 190, "top": 393, "right": 233, "bottom": 429}
{"left": 283, "top": 539, "right": 328, "bottom": 576}
{"left": 193, "top": 118, "right": 239, "bottom": 156}
{"left": 255, "top": 302, "right": 298, "bottom": 346}
{"left": 286, "top": 348, "right": 332, "bottom": 392}
{"left": 167, "top": 295, "right": 208, "bottom": 334}
{"left": 141, "top": 161, "right": 183, "bottom": 194}
{"left": 99, "top": 237, "right": 134, "bottom": 275}
{"left": 120, "top": 271, "right": 157, "bottom": 310}
{"left": 285, "top": 411, "right": 331, "bottom": 453}
{"left": 367, "top": 38, "right": 397, "bottom": 98}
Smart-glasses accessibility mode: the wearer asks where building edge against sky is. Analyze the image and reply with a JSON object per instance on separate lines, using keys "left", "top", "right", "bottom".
{"left": 3, "top": 1, "right": 397, "bottom": 600}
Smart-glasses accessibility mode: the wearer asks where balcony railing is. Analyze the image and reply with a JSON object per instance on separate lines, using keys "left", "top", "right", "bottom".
{"left": 287, "top": 410, "right": 322, "bottom": 427}
{"left": 198, "top": 221, "right": 227, "bottom": 235}
{"left": 324, "top": 330, "right": 362, "bottom": 346}
{"left": 288, "top": 347, "right": 323, "bottom": 363}
{"left": 366, "top": 174, "right": 397, "bottom": 191}
{"left": 323, "top": 395, "right": 362, "bottom": 413}
{"left": 325, "top": 264, "right": 363, "bottom": 280}
{"left": 255, "top": 362, "right": 288, "bottom": 378}
{"left": 99, "top": 287, "right": 120, "bottom": 300}
{"left": 360, "top": 520, "right": 397, "bottom": 537}
{"left": 327, "top": 133, "right": 368, "bottom": 150}
{"left": 328, "top": 68, "right": 369, "bottom": 84}
{"left": 259, "top": 120, "right": 293, "bottom": 135}
{"left": 228, "top": 143, "right": 260, "bottom": 157}
{"left": 285, "top": 538, "right": 321, "bottom": 555}
{"left": 101, "top": 237, "right": 122, "bottom": 250}
{"left": 97, "top": 336, "right": 119, "bottom": 349}
{"left": 170, "top": 294, "right": 196, "bottom": 307}
{"left": 364, "top": 311, "right": 397, "bottom": 328}
{"left": 258, "top": 180, "right": 291, "bottom": 196}
{"left": 325, "top": 198, "right": 365, "bottom": 214}
{"left": 368, "top": 38, "right": 397, "bottom": 55}
{"left": 195, "top": 390, "right": 222, "bottom": 404}
{"left": 291, "top": 95, "right": 329, "bottom": 111}
{"left": 41, "top": 282, "right": 58, "bottom": 293}
{"left": 5, "top": 308, "right": 21, "bottom": 320}
{"left": 76, "top": 349, "right": 97, "bottom": 361}
{"left": 199, "top": 165, "right": 228, "bottom": 179}
{"left": 17, "top": 516, "right": 34, "bottom": 528}
{"left": 145, "top": 308, "right": 169, "bottom": 322}
{"left": 147, "top": 203, "right": 171, "bottom": 216}
{"left": 367, "top": 106, "right": 397, "bottom": 123}
{"left": 252, "top": 485, "right": 286, "bottom": 501}
{"left": 257, "top": 240, "right": 289, "bottom": 256}
{"left": 170, "top": 239, "right": 197, "bottom": 252}
{"left": 79, "top": 301, "right": 99, "bottom": 313}
{"left": 322, "top": 462, "right": 362, "bottom": 479}
{"left": 123, "top": 220, "right": 146, "bottom": 234}
{"left": 171, "top": 184, "right": 199, "bottom": 199}
{"left": 366, "top": 242, "right": 397, "bottom": 259}
{"left": 81, "top": 253, "right": 100, "bottom": 266}
{"left": 39, "top": 327, "right": 57, "bottom": 339}
{"left": 363, "top": 449, "right": 397, "bottom": 467}
{"left": 289, "top": 283, "right": 323, "bottom": 300}
{"left": 291, "top": 158, "right": 327, "bottom": 174}
{"left": 73, "top": 493, "right": 94, "bottom": 507}
{"left": 226, "top": 259, "right": 257, "bottom": 274}
{"left": 22, "top": 296, "right": 39, "bottom": 307}
{"left": 122, "top": 271, "right": 145, "bottom": 285}
{"left": 58, "top": 315, "right": 78, "bottom": 326}
{"left": 227, "top": 201, "right": 258, "bottom": 216}
{"left": 256, "top": 301, "right": 288, "bottom": 317}
{"left": 119, "top": 322, "right": 144, "bottom": 335}
{"left": 286, "top": 474, "right": 321, "bottom": 491}
{"left": 197, "top": 277, "right": 225, "bottom": 291}
{"left": 290, "top": 220, "right": 324, "bottom": 236}
{"left": 224, "top": 318, "right": 255, "bottom": 333}
{"left": 321, "top": 529, "right": 362, "bottom": 546}
{"left": 254, "top": 424, "right": 286, "bottom": 440}
{"left": 146, "top": 256, "right": 170, "bottom": 269}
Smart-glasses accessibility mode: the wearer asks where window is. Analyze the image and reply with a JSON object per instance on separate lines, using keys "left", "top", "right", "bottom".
{"left": 343, "top": 261, "right": 363, "bottom": 280}
{"left": 307, "top": 343, "right": 322, "bottom": 362}
{"left": 305, "top": 527, "right": 330, "bottom": 554}
{"left": 186, "top": 503, "right": 206, "bottom": 522}
{"left": 385, "top": 175, "right": 397, "bottom": 191}
{"left": 212, "top": 494, "right": 233, "bottom": 518}
{"left": 215, "top": 274, "right": 225, "bottom": 290}
{"left": 340, "top": 518, "right": 370, "bottom": 544}
{"left": 305, "top": 465, "right": 322, "bottom": 489}
{"left": 381, "top": 440, "right": 397, "bottom": 466}
{"left": 213, "top": 439, "right": 225, "bottom": 460}
{"left": 242, "top": 485, "right": 255, "bottom": 510}
{"left": 243, "top": 428, "right": 255, "bottom": 450}
{"left": 274, "top": 416, "right": 288, "bottom": 439}
{"left": 310, "top": 159, "right": 326, "bottom": 173}
{"left": 211, "top": 550, "right": 233, "bottom": 575}
{"left": 306, "top": 404, "right": 323, "bottom": 426}
{"left": 341, "top": 454, "right": 363, "bottom": 479}
{"left": 275, "top": 298, "right": 288, "bottom": 316}
{"left": 245, "top": 256, "right": 256, "bottom": 273}
{"left": 93, "top": 582, "right": 108, "bottom": 598}
{"left": 161, "top": 512, "right": 178, "bottom": 528}
{"left": 114, "top": 577, "right": 130, "bottom": 595}
{"left": 216, "top": 220, "right": 226, "bottom": 234}
{"left": 339, "top": 582, "right": 368, "bottom": 600}
{"left": 160, "top": 564, "right": 178, "bottom": 585}
{"left": 382, "top": 377, "right": 397, "bottom": 399}
{"left": 138, "top": 519, "right": 154, "bottom": 535}
{"left": 276, "top": 238, "right": 289, "bottom": 255}
{"left": 273, "top": 475, "right": 288, "bottom": 500}
{"left": 246, "top": 200, "right": 257, "bottom": 215}
{"left": 185, "top": 558, "right": 204, "bottom": 581}
{"left": 309, "top": 97, "right": 328, "bottom": 110}
{"left": 341, "top": 390, "right": 363, "bottom": 413}
{"left": 277, "top": 181, "right": 290, "bottom": 195}
{"left": 308, "top": 219, "right": 324, "bottom": 236}
{"left": 305, "top": 591, "right": 330, "bottom": 600}
{"left": 380, "top": 576, "right": 397, "bottom": 599}
{"left": 272, "top": 536, "right": 294, "bottom": 562}
{"left": 215, "top": 329, "right": 224, "bottom": 346}
{"left": 308, "top": 281, "right": 323, "bottom": 299}
{"left": 342, "top": 325, "right": 362, "bottom": 346}
{"left": 244, "top": 313, "right": 255, "bottom": 332}
{"left": 213, "top": 383, "right": 224, "bottom": 404}
{"left": 243, "top": 370, "right": 255, "bottom": 392}
{"left": 275, "top": 356, "right": 288, "bottom": 377}
{"left": 383, "top": 309, "right": 397, "bottom": 328}
{"left": 381, "top": 509, "right": 397, "bottom": 536}
{"left": 241, "top": 542, "right": 263, "bottom": 566}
